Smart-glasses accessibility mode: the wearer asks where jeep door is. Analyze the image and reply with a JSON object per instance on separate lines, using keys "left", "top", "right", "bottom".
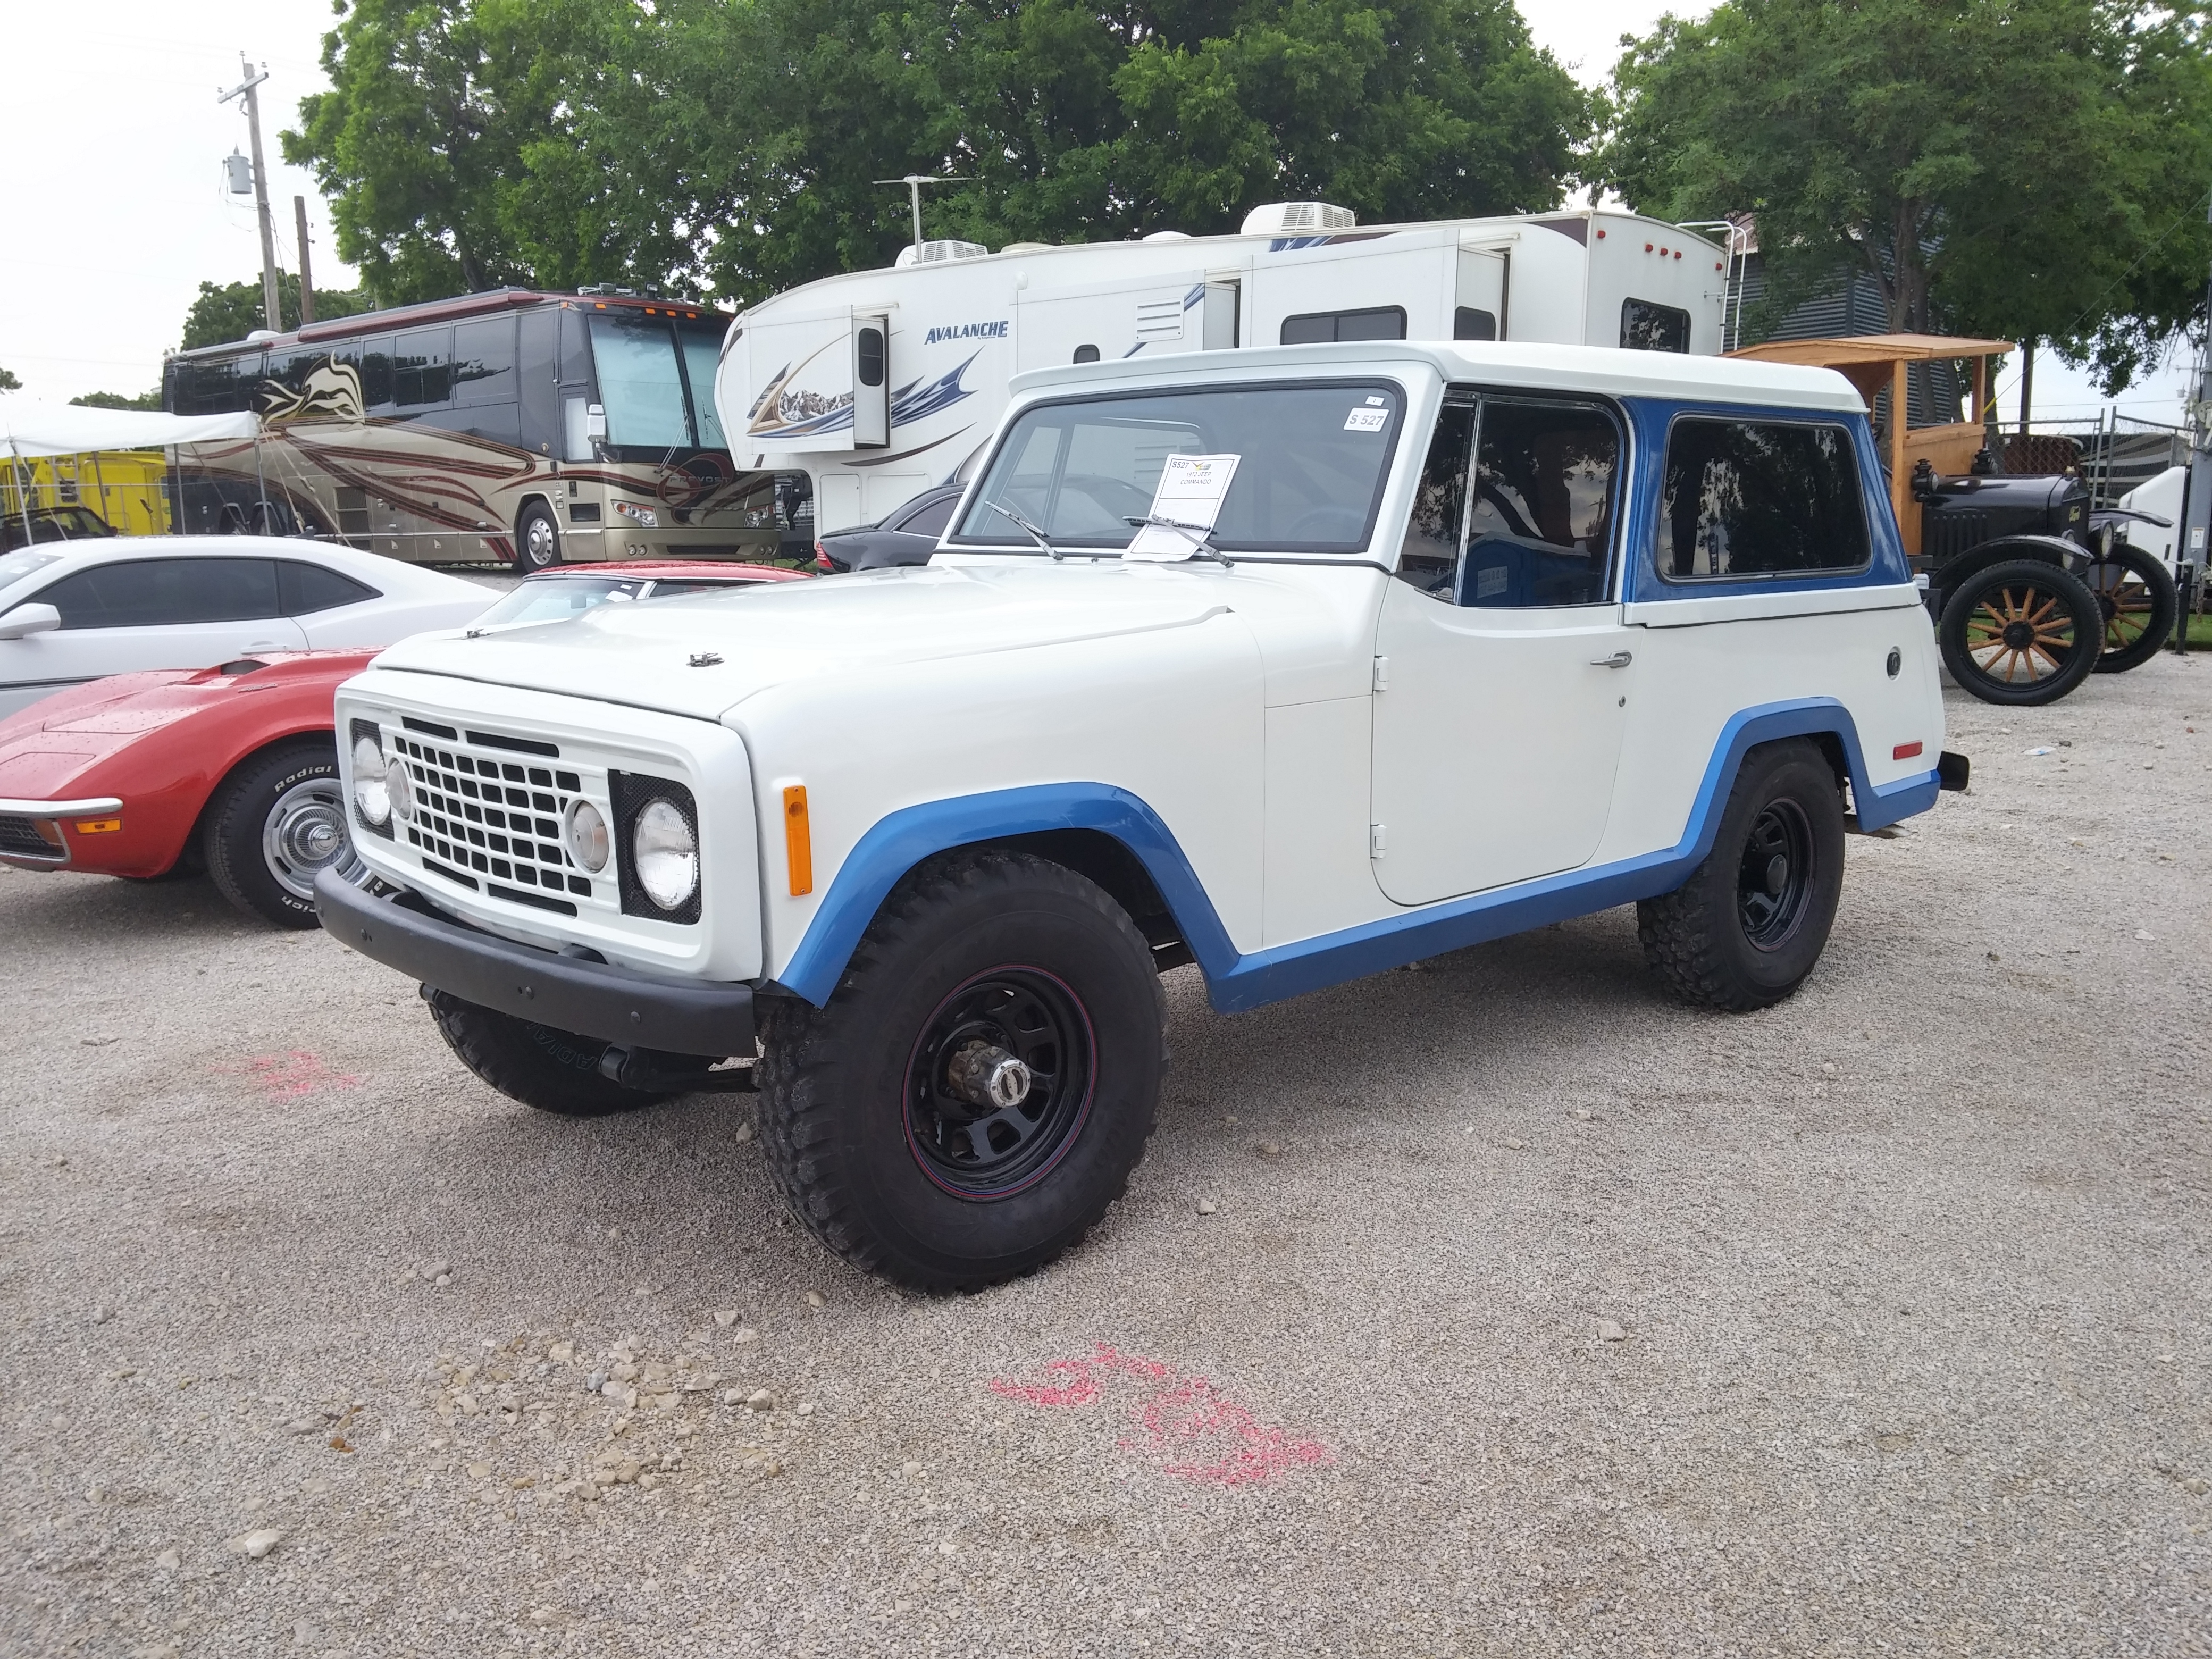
{"left": 1369, "top": 393, "right": 1633, "bottom": 904}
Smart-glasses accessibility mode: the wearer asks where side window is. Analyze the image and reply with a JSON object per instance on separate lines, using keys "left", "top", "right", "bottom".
{"left": 453, "top": 317, "right": 517, "bottom": 406}
{"left": 277, "top": 560, "right": 379, "bottom": 614}
{"left": 1460, "top": 401, "right": 1620, "bottom": 607}
{"left": 1452, "top": 307, "right": 1497, "bottom": 342}
{"left": 33, "top": 559, "right": 281, "bottom": 629}
{"left": 898, "top": 495, "right": 958, "bottom": 538}
{"left": 1621, "top": 299, "right": 1690, "bottom": 353}
{"left": 395, "top": 328, "right": 453, "bottom": 406}
{"left": 1280, "top": 307, "right": 1407, "bottom": 345}
{"left": 1395, "top": 404, "right": 1473, "bottom": 597}
{"left": 1660, "top": 420, "right": 1870, "bottom": 580}
{"left": 357, "top": 334, "right": 397, "bottom": 409}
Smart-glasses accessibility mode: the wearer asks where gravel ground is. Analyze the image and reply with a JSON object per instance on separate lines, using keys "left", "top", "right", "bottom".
{"left": 3, "top": 656, "right": 2208, "bottom": 1659}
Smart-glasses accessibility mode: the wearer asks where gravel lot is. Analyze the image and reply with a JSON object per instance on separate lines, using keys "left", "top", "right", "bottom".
{"left": 3, "top": 654, "right": 2208, "bottom": 1658}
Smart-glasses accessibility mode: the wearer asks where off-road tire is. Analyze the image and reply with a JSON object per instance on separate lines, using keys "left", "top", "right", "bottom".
{"left": 426, "top": 990, "right": 661, "bottom": 1117}
{"left": 203, "top": 740, "right": 343, "bottom": 928}
{"left": 514, "top": 501, "right": 563, "bottom": 573}
{"left": 756, "top": 848, "right": 1166, "bottom": 1291}
{"left": 1637, "top": 739, "right": 1846, "bottom": 1012}
{"left": 2088, "top": 543, "right": 2177, "bottom": 674}
{"left": 1937, "top": 558, "right": 2103, "bottom": 706}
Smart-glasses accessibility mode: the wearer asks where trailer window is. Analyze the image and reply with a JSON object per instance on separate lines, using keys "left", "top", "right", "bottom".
{"left": 1621, "top": 299, "right": 1690, "bottom": 354}
{"left": 1280, "top": 307, "right": 1406, "bottom": 346}
{"left": 956, "top": 381, "right": 1405, "bottom": 554}
{"left": 1660, "top": 419, "right": 1869, "bottom": 580}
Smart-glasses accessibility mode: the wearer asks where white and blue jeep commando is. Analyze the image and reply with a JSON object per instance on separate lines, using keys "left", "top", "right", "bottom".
{"left": 322, "top": 341, "right": 1966, "bottom": 1289}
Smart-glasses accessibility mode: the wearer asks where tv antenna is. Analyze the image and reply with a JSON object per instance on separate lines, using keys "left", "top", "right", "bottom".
{"left": 873, "top": 174, "right": 968, "bottom": 250}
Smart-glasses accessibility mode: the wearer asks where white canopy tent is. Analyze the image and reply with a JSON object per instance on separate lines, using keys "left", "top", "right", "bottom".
{"left": 0, "top": 396, "right": 260, "bottom": 544}
{"left": 0, "top": 396, "right": 257, "bottom": 458}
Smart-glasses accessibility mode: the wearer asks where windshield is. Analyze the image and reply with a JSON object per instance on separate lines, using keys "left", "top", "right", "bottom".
{"left": 0, "top": 547, "right": 65, "bottom": 599}
{"left": 472, "top": 576, "right": 649, "bottom": 629}
{"left": 586, "top": 313, "right": 728, "bottom": 450}
{"left": 953, "top": 381, "right": 1405, "bottom": 554}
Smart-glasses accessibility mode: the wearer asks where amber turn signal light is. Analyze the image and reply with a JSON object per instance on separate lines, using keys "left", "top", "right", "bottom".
{"left": 72, "top": 818, "right": 122, "bottom": 834}
{"left": 782, "top": 785, "right": 812, "bottom": 896}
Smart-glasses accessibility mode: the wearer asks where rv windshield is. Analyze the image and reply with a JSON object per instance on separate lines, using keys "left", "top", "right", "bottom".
{"left": 586, "top": 313, "right": 728, "bottom": 449}
{"left": 953, "top": 381, "right": 1405, "bottom": 554}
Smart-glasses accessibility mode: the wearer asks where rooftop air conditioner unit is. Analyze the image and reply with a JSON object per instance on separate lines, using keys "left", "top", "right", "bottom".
{"left": 1240, "top": 201, "right": 1356, "bottom": 236}
{"left": 895, "top": 239, "right": 991, "bottom": 267}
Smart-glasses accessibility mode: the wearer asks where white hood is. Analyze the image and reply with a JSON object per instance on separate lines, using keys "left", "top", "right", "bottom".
{"left": 369, "top": 562, "right": 1239, "bottom": 722}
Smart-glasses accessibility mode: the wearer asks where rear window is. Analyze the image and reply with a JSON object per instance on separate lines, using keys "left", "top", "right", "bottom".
{"left": 954, "top": 381, "right": 1405, "bottom": 554}
{"left": 278, "top": 561, "right": 379, "bottom": 615}
{"left": 1660, "top": 419, "right": 1870, "bottom": 580}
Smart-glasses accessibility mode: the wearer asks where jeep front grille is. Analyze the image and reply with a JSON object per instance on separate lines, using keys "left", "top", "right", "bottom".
{"left": 390, "top": 732, "right": 596, "bottom": 913}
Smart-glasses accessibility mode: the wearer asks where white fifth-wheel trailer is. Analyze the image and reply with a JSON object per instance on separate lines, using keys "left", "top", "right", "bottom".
{"left": 715, "top": 203, "right": 1729, "bottom": 533}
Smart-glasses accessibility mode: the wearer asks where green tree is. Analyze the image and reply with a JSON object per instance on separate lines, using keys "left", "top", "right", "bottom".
{"left": 180, "top": 274, "right": 371, "bottom": 351}
{"left": 0, "top": 366, "right": 20, "bottom": 392}
{"left": 69, "top": 390, "right": 163, "bottom": 410}
{"left": 1597, "top": 0, "right": 2212, "bottom": 392}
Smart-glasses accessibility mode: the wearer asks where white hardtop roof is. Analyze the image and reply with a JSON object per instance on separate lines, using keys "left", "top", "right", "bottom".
{"left": 739, "top": 208, "right": 1722, "bottom": 317}
{"left": 1007, "top": 339, "right": 1867, "bottom": 415}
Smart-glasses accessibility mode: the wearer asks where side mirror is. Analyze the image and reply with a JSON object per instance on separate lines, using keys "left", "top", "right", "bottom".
{"left": 0, "top": 602, "right": 61, "bottom": 640}
{"left": 585, "top": 404, "right": 608, "bottom": 442}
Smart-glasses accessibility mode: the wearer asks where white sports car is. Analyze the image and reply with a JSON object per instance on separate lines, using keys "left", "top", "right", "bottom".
{"left": 0, "top": 537, "right": 494, "bottom": 719}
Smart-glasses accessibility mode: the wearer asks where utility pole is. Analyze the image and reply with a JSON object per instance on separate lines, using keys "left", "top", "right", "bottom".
{"left": 219, "top": 55, "right": 283, "bottom": 333}
{"left": 294, "top": 196, "right": 316, "bottom": 325}
{"left": 2184, "top": 191, "right": 2212, "bottom": 604}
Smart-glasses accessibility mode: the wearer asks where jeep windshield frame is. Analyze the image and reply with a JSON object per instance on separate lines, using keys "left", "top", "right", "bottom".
{"left": 950, "top": 378, "right": 1409, "bottom": 557}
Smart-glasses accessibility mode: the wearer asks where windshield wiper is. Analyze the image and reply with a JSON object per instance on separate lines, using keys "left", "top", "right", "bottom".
{"left": 1125, "top": 515, "right": 1235, "bottom": 568}
{"left": 990, "top": 501, "right": 1063, "bottom": 562}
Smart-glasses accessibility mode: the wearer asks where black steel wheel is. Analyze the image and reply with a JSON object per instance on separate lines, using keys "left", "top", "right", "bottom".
{"left": 1638, "top": 739, "right": 1846, "bottom": 1012}
{"left": 514, "top": 501, "right": 563, "bottom": 572}
{"left": 903, "top": 968, "right": 1095, "bottom": 1199}
{"left": 2087, "top": 543, "right": 2177, "bottom": 674}
{"left": 757, "top": 848, "right": 1164, "bottom": 1291}
{"left": 1938, "top": 558, "right": 2103, "bottom": 706}
{"left": 1736, "top": 797, "right": 1816, "bottom": 951}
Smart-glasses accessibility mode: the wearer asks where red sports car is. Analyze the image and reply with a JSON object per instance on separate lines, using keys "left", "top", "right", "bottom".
{"left": 0, "top": 562, "right": 806, "bottom": 925}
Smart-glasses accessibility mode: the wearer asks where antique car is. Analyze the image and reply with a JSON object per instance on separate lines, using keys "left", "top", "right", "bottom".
{"left": 0, "top": 562, "right": 803, "bottom": 926}
{"left": 1727, "top": 334, "right": 2179, "bottom": 705}
{"left": 319, "top": 340, "right": 1963, "bottom": 1289}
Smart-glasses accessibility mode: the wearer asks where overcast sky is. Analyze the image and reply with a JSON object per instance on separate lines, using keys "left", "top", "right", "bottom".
{"left": 0, "top": 0, "right": 2192, "bottom": 425}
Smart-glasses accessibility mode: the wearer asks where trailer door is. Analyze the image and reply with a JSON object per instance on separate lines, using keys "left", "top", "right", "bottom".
{"left": 852, "top": 314, "right": 890, "bottom": 448}
{"left": 1454, "top": 249, "right": 1507, "bottom": 341}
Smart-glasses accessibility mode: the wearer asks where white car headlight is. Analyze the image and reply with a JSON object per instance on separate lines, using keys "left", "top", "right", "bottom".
{"left": 351, "top": 735, "right": 390, "bottom": 825}
{"left": 386, "top": 757, "right": 414, "bottom": 822}
{"left": 564, "top": 798, "right": 611, "bottom": 873}
{"left": 632, "top": 798, "right": 698, "bottom": 911}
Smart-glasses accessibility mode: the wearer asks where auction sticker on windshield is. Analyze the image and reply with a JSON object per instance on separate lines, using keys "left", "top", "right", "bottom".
{"left": 1127, "top": 453, "right": 1241, "bottom": 560}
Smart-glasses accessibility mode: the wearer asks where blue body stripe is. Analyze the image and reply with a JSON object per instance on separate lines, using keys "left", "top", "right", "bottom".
{"left": 775, "top": 700, "right": 1938, "bottom": 1014}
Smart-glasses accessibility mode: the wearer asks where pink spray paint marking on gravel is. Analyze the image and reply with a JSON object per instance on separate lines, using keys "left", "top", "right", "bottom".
{"left": 990, "top": 1343, "right": 1331, "bottom": 1487}
{"left": 212, "top": 1051, "right": 361, "bottom": 1100}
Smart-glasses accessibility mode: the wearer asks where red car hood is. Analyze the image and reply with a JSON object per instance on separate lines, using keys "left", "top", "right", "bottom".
{"left": 0, "top": 650, "right": 373, "bottom": 800}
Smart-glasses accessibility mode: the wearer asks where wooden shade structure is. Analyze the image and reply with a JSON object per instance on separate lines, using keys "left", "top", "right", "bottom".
{"left": 1726, "top": 334, "right": 2014, "bottom": 556}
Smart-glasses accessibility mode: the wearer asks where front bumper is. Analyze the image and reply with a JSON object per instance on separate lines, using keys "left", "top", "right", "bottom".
{"left": 315, "top": 868, "right": 754, "bottom": 1057}
{"left": 0, "top": 795, "right": 123, "bottom": 869}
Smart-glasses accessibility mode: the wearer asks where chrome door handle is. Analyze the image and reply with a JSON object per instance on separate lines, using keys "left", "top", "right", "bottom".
{"left": 1590, "top": 650, "right": 1633, "bottom": 668}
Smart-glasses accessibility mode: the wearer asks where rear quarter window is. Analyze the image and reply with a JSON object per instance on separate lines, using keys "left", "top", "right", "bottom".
{"left": 1659, "top": 418, "right": 1869, "bottom": 581}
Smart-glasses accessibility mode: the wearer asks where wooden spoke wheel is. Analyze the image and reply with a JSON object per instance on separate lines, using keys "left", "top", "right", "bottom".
{"left": 2085, "top": 544, "right": 2177, "bottom": 675}
{"left": 1938, "top": 557, "right": 2104, "bottom": 707}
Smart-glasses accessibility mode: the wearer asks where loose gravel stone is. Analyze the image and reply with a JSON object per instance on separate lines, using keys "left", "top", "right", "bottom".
{"left": 225, "top": 1529, "right": 282, "bottom": 1560}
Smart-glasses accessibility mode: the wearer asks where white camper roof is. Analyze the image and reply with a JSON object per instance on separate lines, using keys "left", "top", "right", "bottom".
{"left": 1006, "top": 339, "right": 1867, "bottom": 416}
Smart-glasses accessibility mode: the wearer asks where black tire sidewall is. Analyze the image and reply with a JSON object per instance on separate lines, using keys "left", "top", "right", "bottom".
{"left": 1938, "top": 558, "right": 2102, "bottom": 706}
{"left": 2090, "top": 544, "right": 2177, "bottom": 674}
{"left": 204, "top": 742, "right": 338, "bottom": 928}
{"left": 774, "top": 863, "right": 1163, "bottom": 1285}
{"left": 1702, "top": 744, "right": 1846, "bottom": 1000}
{"left": 428, "top": 991, "right": 652, "bottom": 1117}
{"left": 515, "top": 502, "right": 562, "bottom": 572}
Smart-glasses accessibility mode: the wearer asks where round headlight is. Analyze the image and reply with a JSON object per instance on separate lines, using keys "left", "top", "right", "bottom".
{"left": 386, "top": 757, "right": 414, "bottom": 823}
{"left": 351, "top": 735, "right": 390, "bottom": 825}
{"left": 564, "top": 798, "right": 610, "bottom": 873}
{"left": 632, "top": 798, "right": 698, "bottom": 911}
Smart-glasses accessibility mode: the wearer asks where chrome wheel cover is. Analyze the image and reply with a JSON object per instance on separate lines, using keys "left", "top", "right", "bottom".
{"left": 262, "top": 777, "right": 349, "bottom": 900}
